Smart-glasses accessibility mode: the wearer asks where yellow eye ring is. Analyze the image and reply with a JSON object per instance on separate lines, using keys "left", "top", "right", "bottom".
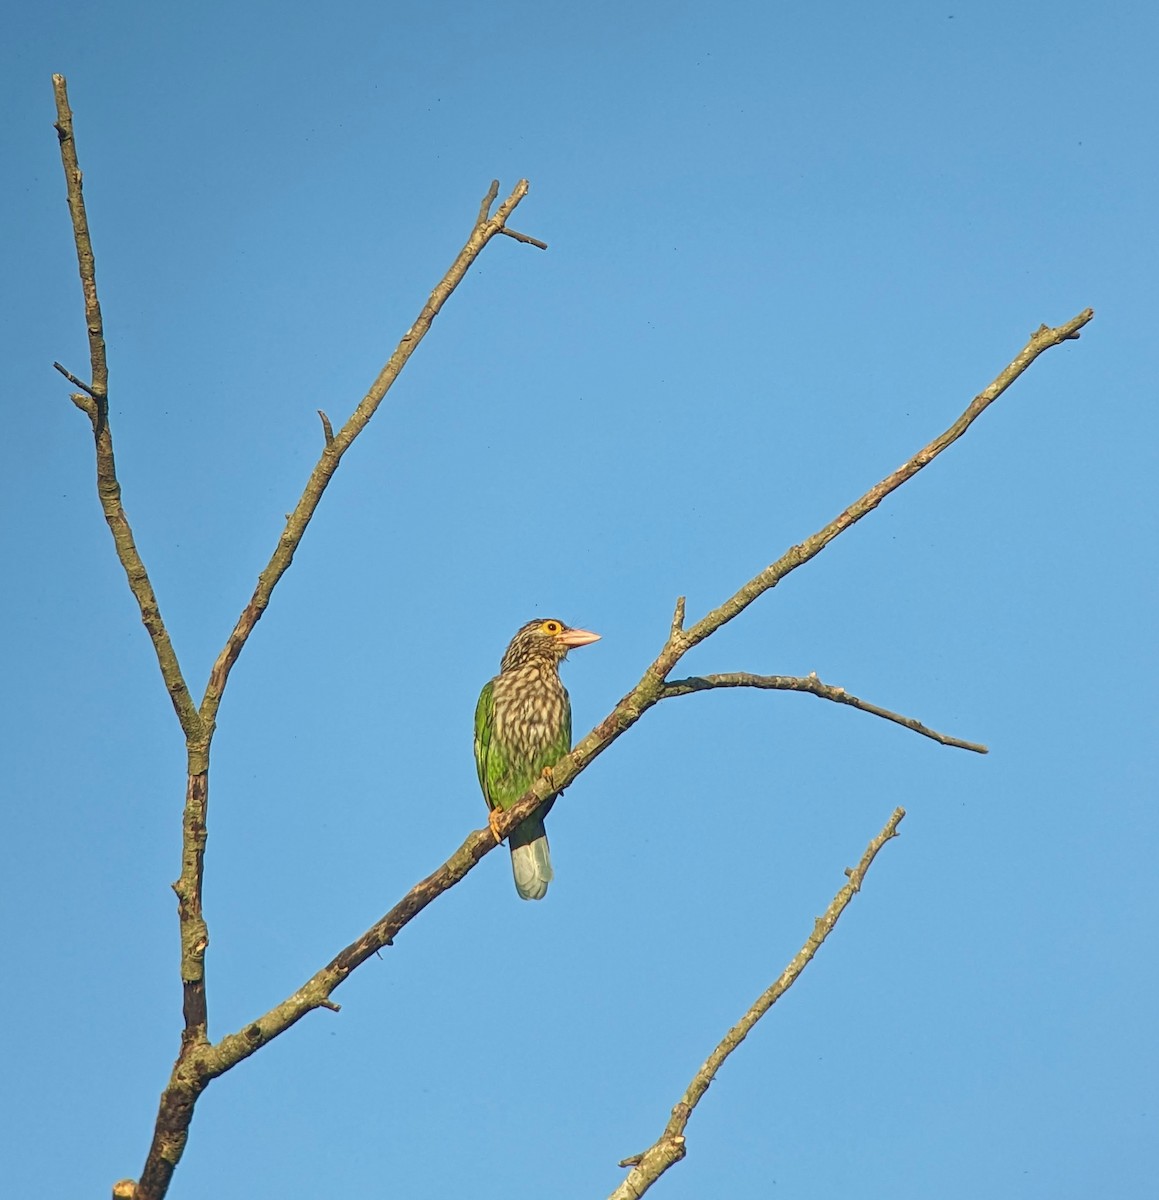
{"left": 542, "top": 620, "right": 562, "bottom": 634}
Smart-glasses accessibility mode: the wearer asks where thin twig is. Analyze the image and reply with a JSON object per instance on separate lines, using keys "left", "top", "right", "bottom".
{"left": 477, "top": 179, "right": 499, "bottom": 224}
{"left": 661, "top": 672, "right": 987, "bottom": 753}
{"left": 317, "top": 409, "right": 334, "bottom": 446}
{"left": 52, "top": 360, "right": 96, "bottom": 395}
{"left": 670, "top": 595, "right": 686, "bottom": 637}
{"left": 500, "top": 227, "right": 548, "bottom": 249}
{"left": 610, "top": 807, "right": 906, "bottom": 1199}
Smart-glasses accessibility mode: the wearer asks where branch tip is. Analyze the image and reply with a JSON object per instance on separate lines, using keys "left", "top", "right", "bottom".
{"left": 670, "top": 596, "right": 686, "bottom": 637}
{"left": 662, "top": 672, "right": 986, "bottom": 754}
{"left": 499, "top": 226, "right": 548, "bottom": 250}
{"left": 478, "top": 179, "right": 500, "bottom": 223}
{"left": 317, "top": 409, "right": 334, "bottom": 446}
{"left": 53, "top": 360, "right": 96, "bottom": 395}
{"left": 673, "top": 309, "right": 1093, "bottom": 655}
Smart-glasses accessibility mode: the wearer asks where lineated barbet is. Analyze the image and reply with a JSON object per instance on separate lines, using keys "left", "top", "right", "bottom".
{"left": 474, "top": 618, "right": 600, "bottom": 900}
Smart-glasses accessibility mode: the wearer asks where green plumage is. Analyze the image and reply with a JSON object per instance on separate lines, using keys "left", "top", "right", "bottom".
{"left": 474, "top": 618, "right": 600, "bottom": 900}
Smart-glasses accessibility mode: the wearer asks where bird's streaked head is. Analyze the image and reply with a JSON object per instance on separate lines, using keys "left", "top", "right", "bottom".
{"left": 500, "top": 618, "right": 601, "bottom": 672}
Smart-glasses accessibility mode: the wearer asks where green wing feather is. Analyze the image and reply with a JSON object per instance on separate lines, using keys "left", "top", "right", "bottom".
{"left": 473, "top": 680, "right": 499, "bottom": 810}
{"left": 473, "top": 678, "right": 571, "bottom": 814}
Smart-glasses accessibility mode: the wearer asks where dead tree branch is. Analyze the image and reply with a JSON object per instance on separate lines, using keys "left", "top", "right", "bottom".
{"left": 52, "top": 70, "right": 1093, "bottom": 1200}
{"left": 198, "top": 177, "right": 542, "bottom": 730}
{"left": 610, "top": 807, "right": 907, "bottom": 1199}
{"left": 50, "top": 75, "right": 545, "bottom": 1200}
{"left": 193, "top": 307, "right": 1090, "bottom": 1094}
{"left": 661, "top": 672, "right": 988, "bottom": 753}
{"left": 52, "top": 75, "right": 203, "bottom": 743}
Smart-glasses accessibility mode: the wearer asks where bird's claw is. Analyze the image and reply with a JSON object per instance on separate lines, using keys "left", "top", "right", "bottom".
{"left": 488, "top": 809, "right": 504, "bottom": 844}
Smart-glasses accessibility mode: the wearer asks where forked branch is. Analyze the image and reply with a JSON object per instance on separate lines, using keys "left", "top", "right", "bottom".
{"left": 195, "top": 308, "right": 1090, "bottom": 1085}
{"left": 52, "top": 69, "right": 1093, "bottom": 1200}
{"left": 137, "top": 175, "right": 545, "bottom": 1200}
{"left": 50, "top": 74, "right": 547, "bottom": 1200}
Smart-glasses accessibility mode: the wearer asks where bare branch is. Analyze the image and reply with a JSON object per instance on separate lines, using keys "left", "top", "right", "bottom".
{"left": 477, "top": 179, "right": 500, "bottom": 223}
{"left": 52, "top": 360, "right": 95, "bottom": 395}
{"left": 54, "top": 70, "right": 1089, "bottom": 1196}
{"left": 51, "top": 75, "right": 203, "bottom": 744}
{"left": 52, "top": 83, "right": 215, "bottom": 1127}
{"left": 661, "top": 671, "right": 988, "bottom": 753}
{"left": 52, "top": 80, "right": 107, "bottom": 404}
{"left": 610, "top": 807, "right": 907, "bottom": 1199}
{"left": 500, "top": 226, "right": 549, "bottom": 249}
{"left": 670, "top": 595, "right": 686, "bottom": 637}
{"left": 125, "top": 167, "right": 541, "bottom": 1200}
{"left": 678, "top": 309, "right": 1095, "bottom": 655}
{"left": 49, "top": 79, "right": 545, "bottom": 1196}
{"left": 193, "top": 307, "right": 1088, "bottom": 1076}
{"left": 198, "top": 177, "right": 539, "bottom": 728}
{"left": 123, "top": 306, "right": 1088, "bottom": 1144}
{"left": 183, "top": 823, "right": 503, "bottom": 1078}
{"left": 494, "top": 311, "right": 1091, "bottom": 841}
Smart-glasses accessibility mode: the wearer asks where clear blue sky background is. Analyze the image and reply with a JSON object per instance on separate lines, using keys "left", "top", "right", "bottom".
{"left": 4, "top": 3, "right": 1156, "bottom": 1197}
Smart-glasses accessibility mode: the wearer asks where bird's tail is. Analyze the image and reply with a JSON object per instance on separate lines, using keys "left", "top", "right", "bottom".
{"left": 508, "top": 814, "right": 553, "bottom": 901}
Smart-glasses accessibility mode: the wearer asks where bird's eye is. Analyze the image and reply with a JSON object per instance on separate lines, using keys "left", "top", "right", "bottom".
{"left": 542, "top": 620, "right": 562, "bottom": 634}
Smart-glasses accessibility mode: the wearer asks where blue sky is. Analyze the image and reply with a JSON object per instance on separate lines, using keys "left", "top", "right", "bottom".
{"left": 4, "top": 2, "right": 1157, "bottom": 1197}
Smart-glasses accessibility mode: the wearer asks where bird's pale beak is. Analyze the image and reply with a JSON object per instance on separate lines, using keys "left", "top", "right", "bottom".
{"left": 558, "top": 627, "right": 601, "bottom": 648}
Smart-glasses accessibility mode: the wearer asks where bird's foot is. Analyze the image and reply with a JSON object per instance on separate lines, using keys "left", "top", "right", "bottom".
{"left": 541, "top": 765, "right": 556, "bottom": 791}
{"left": 488, "top": 808, "right": 504, "bottom": 844}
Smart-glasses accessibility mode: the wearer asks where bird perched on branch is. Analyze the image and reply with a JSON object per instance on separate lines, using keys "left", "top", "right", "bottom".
{"left": 474, "top": 618, "right": 600, "bottom": 900}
